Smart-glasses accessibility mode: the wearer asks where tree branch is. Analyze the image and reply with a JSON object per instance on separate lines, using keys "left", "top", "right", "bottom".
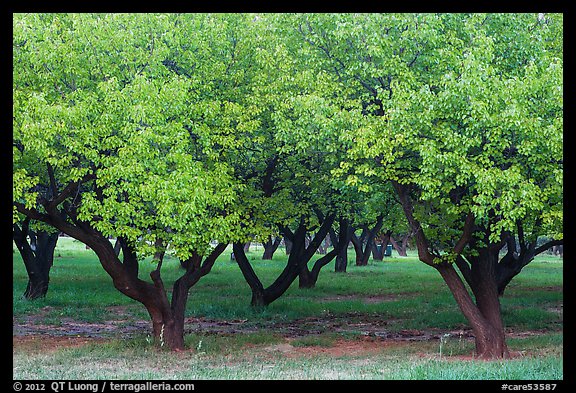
{"left": 534, "top": 239, "right": 563, "bottom": 256}
{"left": 453, "top": 212, "right": 475, "bottom": 255}
{"left": 391, "top": 180, "right": 434, "bottom": 265}
{"left": 199, "top": 243, "right": 228, "bottom": 277}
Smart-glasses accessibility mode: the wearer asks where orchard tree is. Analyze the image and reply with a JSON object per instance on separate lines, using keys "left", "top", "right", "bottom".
{"left": 342, "top": 185, "right": 405, "bottom": 265}
{"left": 290, "top": 13, "right": 563, "bottom": 359}
{"left": 228, "top": 17, "right": 359, "bottom": 301}
{"left": 13, "top": 13, "right": 260, "bottom": 350}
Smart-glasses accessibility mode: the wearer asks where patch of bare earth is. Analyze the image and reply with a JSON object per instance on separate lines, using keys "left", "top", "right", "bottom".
{"left": 13, "top": 335, "right": 108, "bottom": 353}
{"left": 13, "top": 305, "right": 150, "bottom": 339}
{"left": 13, "top": 301, "right": 562, "bottom": 358}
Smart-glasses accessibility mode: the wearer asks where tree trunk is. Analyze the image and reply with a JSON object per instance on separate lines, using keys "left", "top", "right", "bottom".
{"left": 262, "top": 235, "right": 282, "bottom": 260}
{"left": 233, "top": 242, "right": 267, "bottom": 306}
{"left": 495, "top": 235, "right": 562, "bottom": 296}
{"left": 146, "top": 288, "right": 182, "bottom": 350}
{"left": 390, "top": 232, "right": 412, "bottom": 257}
{"left": 436, "top": 262, "right": 509, "bottom": 359}
{"left": 371, "top": 243, "right": 384, "bottom": 260}
{"left": 235, "top": 215, "right": 335, "bottom": 306}
{"left": 470, "top": 248, "right": 510, "bottom": 358}
{"left": 372, "top": 230, "right": 392, "bottom": 261}
{"left": 351, "top": 216, "right": 384, "bottom": 266}
{"left": 350, "top": 229, "right": 367, "bottom": 266}
{"left": 330, "top": 219, "right": 350, "bottom": 273}
{"left": 13, "top": 222, "right": 59, "bottom": 300}
{"left": 150, "top": 243, "right": 227, "bottom": 350}
{"left": 234, "top": 233, "right": 303, "bottom": 307}
{"left": 391, "top": 181, "right": 509, "bottom": 359}
{"left": 334, "top": 245, "right": 349, "bottom": 272}
{"left": 26, "top": 231, "right": 58, "bottom": 299}
{"left": 296, "top": 215, "right": 336, "bottom": 288}
{"left": 300, "top": 248, "right": 339, "bottom": 288}
{"left": 552, "top": 245, "right": 563, "bottom": 257}
{"left": 299, "top": 266, "right": 315, "bottom": 289}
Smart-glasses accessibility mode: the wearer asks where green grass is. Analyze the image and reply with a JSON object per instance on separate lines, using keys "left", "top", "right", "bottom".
{"left": 12, "top": 335, "right": 563, "bottom": 380}
{"left": 13, "top": 238, "right": 563, "bottom": 380}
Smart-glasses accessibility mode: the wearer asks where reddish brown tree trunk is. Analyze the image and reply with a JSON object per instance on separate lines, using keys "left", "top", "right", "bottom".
{"left": 436, "top": 263, "right": 509, "bottom": 359}
{"left": 391, "top": 180, "right": 510, "bottom": 359}
{"left": 389, "top": 234, "right": 410, "bottom": 257}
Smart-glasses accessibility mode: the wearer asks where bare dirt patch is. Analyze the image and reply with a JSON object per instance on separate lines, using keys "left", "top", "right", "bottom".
{"left": 13, "top": 318, "right": 150, "bottom": 338}
{"left": 13, "top": 335, "right": 108, "bottom": 353}
{"left": 13, "top": 308, "right": 561, "bottom": 359}
{"left": 11, "top": 311, "right": 470, "bottom": 342}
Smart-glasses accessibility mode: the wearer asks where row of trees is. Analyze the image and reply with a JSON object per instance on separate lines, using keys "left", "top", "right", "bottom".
{"left": 13, "top": 13, "right": 562, "bottom": 358}
{"left": 14, "top": 223, "right": 411, "bottom": 301}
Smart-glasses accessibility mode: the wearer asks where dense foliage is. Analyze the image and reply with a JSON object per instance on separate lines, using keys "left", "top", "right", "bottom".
{"left": 13, "top": 13, "right": 562, "bottom": 357}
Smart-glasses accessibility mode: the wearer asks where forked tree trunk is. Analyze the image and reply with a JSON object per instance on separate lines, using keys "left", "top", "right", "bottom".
{"left": 13, "top": 221, "right": 59, "bottom": 300}
{"left": 436, "top": 262, "right": 509, "bottom": 359}
{"left": 389, "top": 235, "right": 410, "bottom": 257}
{"left": 350, "top": 228, "right": 369, "bottom": 266}
{"left": 234, "top": 236, "right": 303, "bottom": 307}
{"left": 298, "top": 248, "right": 339, "bottom": 288}
{"left": 372, "top": 230, "right": 392, "bottom": 261}
{"left": 233, "top": 223, "right": 311, "bottom": 307}
{"left": 234, "top": 215, "right": 335, "bottom": 306}
{"left": 351, "top": 216, "right": 384, "bottom": 266}
{"left": 262, "top": 235, "right": 282, "bottom": 260}
{"left": 495, "top": 234, "right": 562, "bottom": 296}
{"left": 391, "top": 180, "right": 510, "bottom": 359}
{"left": 298, "top": 267, "right": 315, "bottom": 289}
{"left": 152, "top": 243, "right": 227, "bottom": 350}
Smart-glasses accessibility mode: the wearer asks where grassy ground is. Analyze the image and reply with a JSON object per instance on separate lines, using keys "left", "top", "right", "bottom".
{"left": 13, "top": 237, "right": 563, "bottom": 380}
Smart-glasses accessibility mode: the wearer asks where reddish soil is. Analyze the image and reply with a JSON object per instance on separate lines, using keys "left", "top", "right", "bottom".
{"left": 13, "top": 306, "right": 560, "bottom": 359}
{"left": 13, "top": 335, "right": 108, "bottom": 353}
